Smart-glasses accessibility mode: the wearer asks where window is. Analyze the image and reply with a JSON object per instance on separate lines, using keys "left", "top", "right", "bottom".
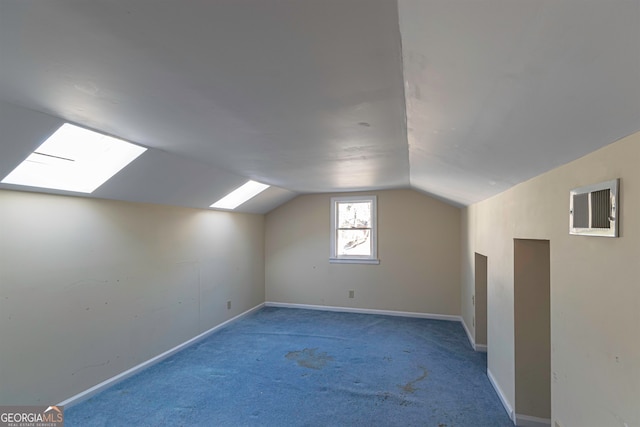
{"left": 330, "top": 195, "right": 379, "bottom": 264}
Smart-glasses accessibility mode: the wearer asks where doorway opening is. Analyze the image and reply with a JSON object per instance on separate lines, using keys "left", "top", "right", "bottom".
{"left": 514, "top": 239, "right": 551, "bottom": 424}
{"left": 474, "top": 252, "right": 488, "bottom": 351}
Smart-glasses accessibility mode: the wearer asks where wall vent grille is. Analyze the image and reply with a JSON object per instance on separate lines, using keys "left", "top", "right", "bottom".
{"left": 569, "top": 179, "right": 619, "bottom": 237}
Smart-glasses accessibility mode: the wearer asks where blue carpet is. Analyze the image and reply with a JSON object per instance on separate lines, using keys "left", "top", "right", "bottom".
{"left": 66, "top": 307, "right": 513, "bottom": 426}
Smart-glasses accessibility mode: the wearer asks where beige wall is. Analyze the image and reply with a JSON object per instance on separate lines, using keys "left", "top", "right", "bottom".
{"left": 265, "top": 189, "right": 461, "bottom": 315}
{"left": 461, "top": 131, "right": 640, "bottom": 427}
{"left": 0, "top": 190, "right": 265, "bottom": 405}
{"left": 460, "top": 208, "right": 475, "bottom": 334}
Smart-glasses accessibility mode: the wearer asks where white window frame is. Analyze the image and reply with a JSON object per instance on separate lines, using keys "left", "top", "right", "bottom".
{"left": 330, "top": 195, "right": 379, "bottom": 264}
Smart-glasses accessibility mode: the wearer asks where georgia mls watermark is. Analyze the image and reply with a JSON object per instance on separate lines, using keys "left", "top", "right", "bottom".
{"left": 0, "top": 406, "right": 63, "bottom": 427}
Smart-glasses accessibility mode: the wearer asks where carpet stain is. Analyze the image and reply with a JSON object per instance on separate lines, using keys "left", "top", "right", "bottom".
{"left": 401, "top": 366, "right": 428, "bottom": 393}
{"left": 286, "top": 348, "right": 334, "bottom": 370}
{"left": 378, "top": 392, "right": 390, "bottom": 400}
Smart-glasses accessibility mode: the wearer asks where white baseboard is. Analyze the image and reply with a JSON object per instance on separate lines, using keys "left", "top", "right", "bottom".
{"left": 459, "top": 319, "right": 488, "bottom": 352}
{"left": 461, "top": 318, "right": 476, "bottom": 349}
{"left": 487, "top": 368, "right": 515, "bottom": 423}
{"left": 264, "top": 301, "right": 462, "bottom": 322}
{"left": 485, "top": 369, "right": 550, "bottom": 427}
{"left": 515, "top": 414, "right": 551, "bottom": 427}
{"left": 57, "top": 303, "right": 265, "bottom": 408}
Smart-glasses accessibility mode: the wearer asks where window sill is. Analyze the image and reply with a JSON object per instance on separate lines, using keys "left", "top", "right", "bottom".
{"left": 329, "top": 258, "right": 380, "bottom": 265}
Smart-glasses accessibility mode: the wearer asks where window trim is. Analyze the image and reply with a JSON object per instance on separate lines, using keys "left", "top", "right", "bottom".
{"left": 330, "top": 195, "right": 379, "bottom": 265}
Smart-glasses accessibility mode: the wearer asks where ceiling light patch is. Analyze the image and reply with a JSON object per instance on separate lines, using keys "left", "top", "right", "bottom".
{"left": 1, "top": 123, "right": 146, "bottom": 193}
{"left": 210, "top": 180, "right": 270, "bottom": 210}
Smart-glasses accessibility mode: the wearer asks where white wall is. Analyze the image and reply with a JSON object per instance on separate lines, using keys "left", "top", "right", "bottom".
{"left": 265, "top": 189, "right": 461, "bottom": 315}
{"left": 461, "top": 131, "right": 640, "bottom": 427}
{"left": 0, "top": 190, "right": 265, "bottom": 405}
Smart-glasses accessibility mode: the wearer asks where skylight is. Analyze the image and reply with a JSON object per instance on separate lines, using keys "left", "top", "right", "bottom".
{"left": 1, "top": 123, "right": 146, "bottom": 193}
{"left": 210, "top": 180, "right": 270, "bottom": 210}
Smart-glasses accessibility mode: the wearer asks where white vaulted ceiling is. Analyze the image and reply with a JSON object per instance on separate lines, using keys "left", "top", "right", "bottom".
{"left": 0, "top": 0, "right": 638, "bottom": 212}
{"left": 400, "top": 0, "right": 640, "bottom": 204}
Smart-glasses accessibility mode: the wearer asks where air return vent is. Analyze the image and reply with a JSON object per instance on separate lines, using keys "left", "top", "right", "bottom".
{"left": 569, "top": 179, "right": 619, "bottom": 237}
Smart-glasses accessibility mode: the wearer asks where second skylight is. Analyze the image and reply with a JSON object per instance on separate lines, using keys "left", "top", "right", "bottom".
{"left": 210, "top": 180, "right": 270, "bottom": 210}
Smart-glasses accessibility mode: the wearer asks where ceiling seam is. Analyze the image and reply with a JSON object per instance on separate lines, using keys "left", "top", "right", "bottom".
{"left": 395, "top": 0, "right": 412, "bottom": 191}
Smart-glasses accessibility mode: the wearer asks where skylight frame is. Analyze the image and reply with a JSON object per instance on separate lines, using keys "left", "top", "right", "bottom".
{"left": 1, "top": 123, "right": 147, "bottom": 193}
{"left": 210, "top": 180, "right": 270, "bottom": 210}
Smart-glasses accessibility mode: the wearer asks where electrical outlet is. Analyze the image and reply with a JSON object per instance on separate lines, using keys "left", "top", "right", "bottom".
{"left": 227, "top": 300, "right": 231, "bottom": 310}
{"left": 348, "top": 290, "right": 355, "bottom": 298}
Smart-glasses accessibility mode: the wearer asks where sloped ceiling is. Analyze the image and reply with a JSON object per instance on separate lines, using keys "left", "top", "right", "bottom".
{"left": 401, "top": 0, "right": 640, "bottom": 204}
{"left": 0, "top": 0, "right": 638, "bottom": 213}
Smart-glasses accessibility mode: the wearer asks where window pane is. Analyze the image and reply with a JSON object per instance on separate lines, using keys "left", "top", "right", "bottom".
{"left": 337, "top": 229, "right": 371, "bottom": 256}
{"left": 337, "top": 202, "right": 371, "bottom": 229}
